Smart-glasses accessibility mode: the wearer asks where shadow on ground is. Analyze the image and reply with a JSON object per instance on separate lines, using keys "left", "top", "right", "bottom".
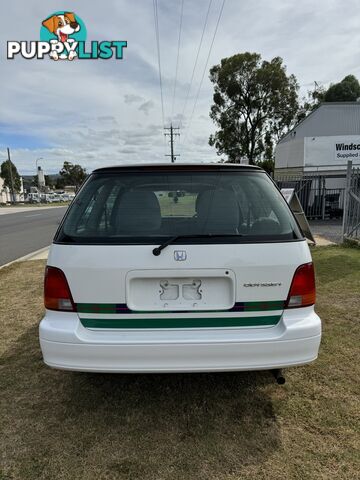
{"left": 2, "top": 325, "right": 281, "bottom": 480}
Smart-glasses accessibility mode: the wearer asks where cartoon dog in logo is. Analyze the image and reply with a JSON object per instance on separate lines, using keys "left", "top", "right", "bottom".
{"left": 42, "top": 13, "right": 80, "bottom": 61}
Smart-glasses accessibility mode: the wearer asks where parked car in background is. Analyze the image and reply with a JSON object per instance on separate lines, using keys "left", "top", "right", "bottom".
{"left": 27, "top": 192, "right": 41, "bottom": 203}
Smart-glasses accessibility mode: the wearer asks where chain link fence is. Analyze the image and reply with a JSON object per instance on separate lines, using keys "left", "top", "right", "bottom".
{"left": 342, "top": 162, "right": 360, "bottom": 242}
{"left": 275, "top": 175, "right": 345, "bottom": 220}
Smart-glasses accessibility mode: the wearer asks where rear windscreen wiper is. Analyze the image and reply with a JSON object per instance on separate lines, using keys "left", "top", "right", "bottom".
{"left": 152, "top": 234, "right": 242, "bottom": 256}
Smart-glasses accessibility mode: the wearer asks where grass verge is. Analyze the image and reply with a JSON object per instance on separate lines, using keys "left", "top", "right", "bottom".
{"left": 0, "top": 246, "right": 359, "bottom": 480}
{"left": 0, "top": 202, "right": 70, "bottom": 208}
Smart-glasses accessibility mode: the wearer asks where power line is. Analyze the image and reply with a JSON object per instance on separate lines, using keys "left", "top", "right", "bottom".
{"left": 183, "top": 0, "right": 226, "bottom": 143}
{"left": 153, "top": 0, "right": 165, "bottom": 127}
{"left": 180, "top": 0, "right": 213, "bottom": 129}
{"left": 171, "top": 0, "right": 185, "bottom": 122}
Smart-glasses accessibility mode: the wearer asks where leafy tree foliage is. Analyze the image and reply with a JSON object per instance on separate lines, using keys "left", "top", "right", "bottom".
{"left": 256, "top": 159, "right": 275, "bottom": 175}
{"left": 58, "top": 161, "right": 87, "bottom": 191}
{"left": 55, "top": 176, "right": 65, "bottom": 189}
{"left": 296, "top": 85, "right": 326, "bottom": 122}
{"left": 324, "top": 75, "right": 360, "bottom": 102}
{"left": 294, "top": 75, "right": 360, "bottom": 123}
{"left": 209, "top": 52, "right": 299, "bottom": 164}
{"left": 0, "top": 160, "right": 21, "bottom": 193}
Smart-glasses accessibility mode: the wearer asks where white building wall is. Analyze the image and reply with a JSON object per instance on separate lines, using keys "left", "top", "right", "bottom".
{"left": 279, "top": 103, "right": 360, "bottom": 143}
{"left": 304, "top": 135, "right": 360, "bottom": 168}
{"left": 0, "top": 176, "right": 25, "bottom": 203}
{"left": 37, "top": 167, "right": 45, "bottom": 187}
{"left": 275, "top": 137, "right": 305, "bottom": 169}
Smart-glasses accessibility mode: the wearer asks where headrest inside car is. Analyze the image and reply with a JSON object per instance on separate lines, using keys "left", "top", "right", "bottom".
{"left": 116, "top": 190, "right": 161, "bottom": 233}
{"left": 250, "top": 218, "right": 281, "bottom": 235}
{"left": 196, "top": 189, "right": 239, "bottom": 233}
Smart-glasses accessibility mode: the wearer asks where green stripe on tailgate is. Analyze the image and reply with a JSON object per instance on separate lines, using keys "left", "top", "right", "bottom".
{"left": 80, "top": 315, "right": 281, "bottom": 329}
{"left": 77, "top": 301, "right": 285, "bottom": 314}
{"left": 242, "top": 301, "right": 284, "bottom": 311}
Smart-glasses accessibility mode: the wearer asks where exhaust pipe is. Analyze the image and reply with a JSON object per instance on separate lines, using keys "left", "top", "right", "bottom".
{"left": 272, "top": 369, "right": 286, "bottom": 385}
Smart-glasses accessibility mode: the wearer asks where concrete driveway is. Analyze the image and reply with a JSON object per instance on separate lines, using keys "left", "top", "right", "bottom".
{"left": 309, "top": 220, "right": 342, "bottom": 244}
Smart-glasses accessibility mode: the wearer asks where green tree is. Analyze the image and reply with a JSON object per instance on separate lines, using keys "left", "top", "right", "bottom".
{"left": 295, "top": 75, "right": 360, "bottom": 123}
{"left": 0, "top": 160, "right": 21, "bottom": 195}
{"left": 58, "top": 161, "right": 87, "bottom": 191}
{"left": 55, "top": 177, "right": 65, "bottom": 190}
{"left": 324, "top": 75, "right": 360, "bottom": 102}
{"left": 256, "top": 159, "right": 275, "bottom": 175}
{"left": 45, "top": 175, "right": 54, "bottom": 188}
{"left": 296, "top": 85, "right": 326, "bottom": 122}
{"left": 209, "top": 52, "right": 299, "bottom": 164}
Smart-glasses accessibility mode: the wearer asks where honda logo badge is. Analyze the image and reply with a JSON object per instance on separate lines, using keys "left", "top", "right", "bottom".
{"left": 174, "top": 250, "right": 187, "bottom": 261}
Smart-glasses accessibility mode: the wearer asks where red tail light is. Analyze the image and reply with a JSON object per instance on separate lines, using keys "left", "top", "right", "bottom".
{"left": 285, "top": 262, "right": 316, "bottom": 308}
{"left": 44, "top": 266, "right": 76, "bottom": 312}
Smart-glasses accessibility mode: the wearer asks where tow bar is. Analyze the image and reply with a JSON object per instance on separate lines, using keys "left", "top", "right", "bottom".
{"left": 272, "top": 369, "right": 286, "bottom": 385}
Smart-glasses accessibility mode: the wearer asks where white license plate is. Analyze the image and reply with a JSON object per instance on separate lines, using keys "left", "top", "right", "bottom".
{"left": 126, "top": 269, "right": 235, "bottom": 311}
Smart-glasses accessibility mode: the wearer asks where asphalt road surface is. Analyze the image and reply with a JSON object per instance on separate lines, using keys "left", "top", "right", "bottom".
{"left": 0, "top": 207, "right": 68, "bottom": 266}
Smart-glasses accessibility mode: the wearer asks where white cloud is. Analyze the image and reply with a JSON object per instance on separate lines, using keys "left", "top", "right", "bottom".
{"left": 124, "top": 94, "right": 144, "bottom": 104}
{"left": 138, "top": 100, "right": 155, "bottom": 115}
{"left": 0, "top": 0, "right": 359, "bottom": 174}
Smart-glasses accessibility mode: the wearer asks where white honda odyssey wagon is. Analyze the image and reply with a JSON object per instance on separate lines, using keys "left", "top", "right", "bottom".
{"left": 39, "top": 164, "right": 321, "bottom": 379}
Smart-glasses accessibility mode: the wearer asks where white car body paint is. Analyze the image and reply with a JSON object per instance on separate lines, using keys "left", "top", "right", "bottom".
{"left": 39, "top": 164, "right": 321, "bottom": 373}
{"left": 40, "top": 241, "right": 321, "bottom": 372}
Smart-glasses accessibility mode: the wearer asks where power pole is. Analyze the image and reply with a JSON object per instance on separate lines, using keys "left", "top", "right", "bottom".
{"left": 7, "top": 147, "right": 15, "bottom": 204}
{"left": 164, "top": 124, "right": 180, "bottom": 163}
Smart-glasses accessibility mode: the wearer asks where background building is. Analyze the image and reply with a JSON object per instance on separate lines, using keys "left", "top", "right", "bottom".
{"left": 0, "top": 176, "right": 24, "bottom": 203}
{"left": 275, "top": 102, "right": 360, "bottom": 219}
{"left": 37, "top": 166, "right": 46, "bottom": 189}
{"left": 275, "top": 102, "right": 360, "bottom": 187}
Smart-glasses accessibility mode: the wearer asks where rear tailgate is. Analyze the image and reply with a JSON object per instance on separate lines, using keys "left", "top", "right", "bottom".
{"left": 48, "top": 240, "right": 310, "bottom": 329}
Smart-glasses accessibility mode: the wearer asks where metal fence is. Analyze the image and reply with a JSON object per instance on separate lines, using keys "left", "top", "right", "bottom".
{"left": 276, "top": 175, "right": 345, "bottom": 220}
{"left": 342, "top": 162, "right": 360, "bottom": 241}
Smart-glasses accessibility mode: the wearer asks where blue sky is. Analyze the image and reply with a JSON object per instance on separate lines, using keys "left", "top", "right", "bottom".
{"left": 1, "top": 0, "right": 359, "bottom": 175}
{"left": 0, "top": 123, "right": 51, "bottom": 150}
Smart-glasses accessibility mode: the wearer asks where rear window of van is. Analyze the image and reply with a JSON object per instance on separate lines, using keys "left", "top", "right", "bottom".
{"left": 55, "top": 170, "right": 303, "bottom": 244}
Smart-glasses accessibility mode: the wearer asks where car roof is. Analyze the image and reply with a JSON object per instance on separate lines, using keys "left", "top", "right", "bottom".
{"left": 92, "top": 163, "right": 263, "bottom": 173}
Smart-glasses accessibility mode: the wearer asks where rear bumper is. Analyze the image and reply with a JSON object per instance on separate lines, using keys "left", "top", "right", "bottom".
{"left": 39, "top": 307, "right": 321, "bottom": 372}
{"left": 40, "top": 336, "right": 321, "bottom": 372}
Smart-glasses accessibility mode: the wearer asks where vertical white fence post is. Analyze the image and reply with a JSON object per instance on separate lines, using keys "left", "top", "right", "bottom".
{"left": 342, "top": 160, "right": 352, "bottom": 242}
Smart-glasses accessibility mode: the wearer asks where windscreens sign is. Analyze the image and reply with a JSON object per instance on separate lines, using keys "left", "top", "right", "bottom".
{"left": 335, "top": 141, "right": 360, "bottom": 160}
{"left": 304, "top": 136, "right": 360, "bottom": 167}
